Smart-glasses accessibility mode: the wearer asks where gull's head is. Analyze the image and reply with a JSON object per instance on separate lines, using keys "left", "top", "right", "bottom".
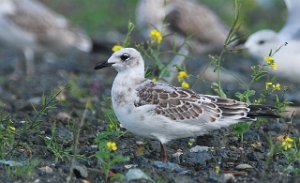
{"left": 94, "top": 48, "right": 144, "bottom": 73}
{"left": 245, "top": 30, "right": 280, "bottom": 58}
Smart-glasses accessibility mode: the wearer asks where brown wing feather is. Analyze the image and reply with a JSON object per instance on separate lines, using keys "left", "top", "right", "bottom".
{"left": 136, "top": 81, "right": 251, "bottom": 123}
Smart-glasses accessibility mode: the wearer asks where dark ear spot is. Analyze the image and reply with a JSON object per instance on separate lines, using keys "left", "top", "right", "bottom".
{"left": 120, "top": 53, "right": 130, "bottom": 62}
{"left": 258, "top": 40, "right": 265, "bottom": 45}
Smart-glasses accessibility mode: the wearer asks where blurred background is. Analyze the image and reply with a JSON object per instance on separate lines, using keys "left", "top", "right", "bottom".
{"left": 0, "top": 0, "right": 291, "bottom": 110}
{"left": 40, "top": 0, "right": 286, "bottom": 42}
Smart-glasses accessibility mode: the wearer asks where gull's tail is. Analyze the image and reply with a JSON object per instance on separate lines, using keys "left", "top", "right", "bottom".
{"left": 247, "top": 104, "right": 280, "bottom": 119}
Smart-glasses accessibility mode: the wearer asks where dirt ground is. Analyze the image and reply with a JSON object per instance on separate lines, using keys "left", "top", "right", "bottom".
{"left": 0, "top": 44, "right": 299, "bottom": 183}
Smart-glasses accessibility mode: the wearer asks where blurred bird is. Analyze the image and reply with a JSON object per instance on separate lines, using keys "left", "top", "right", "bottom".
{"left": 136, "top": 0, "right": 229, "bottom": 54}
{"left": 136, "top": 0, "right": 238, "bottom": 84}
{"left": 0, "top": 0, "right": 92, "bottom": 77}
{"left": 245, "top": 0, "right": 300, "bottom": 82}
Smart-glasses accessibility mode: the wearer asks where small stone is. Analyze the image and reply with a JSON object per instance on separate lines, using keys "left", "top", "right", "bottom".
{"left": 73, "top": 165, "right": 88, "bottom": 179}
{"left": 33, "top": 179, "right": 41, "bottom": 183}
{"left": 54, "top": 126, "right": 73, "bottom": 144}
{"left": 222, "top": 173, "right": 235, "bottom": 182}
{"left": 189, "top": 145, "right": 209, "bottom": 153}
{"left": 125, "top": 168, "right": 153, "bottom": 182}
{"left": 38, "top": 166, "right": 53, "bottom": 174}
{"left": 152, "top": 161, "right": 188, "bottom": 173}
{"left": 235, "top": 163, "right": 254, "bottom": 170}
{"left": 56, "top": 112, "right": 72, "bottom": 122}
{"left": 124, "top": 164, "right": 138, "bottom": 169}
{"left": 185, "top": 152, "right": 211, "bottom": 166}
{"left": 0, "top": 160, "right": 23, "bottom": 167}
{"left": 28, "top": 97, "right": 41, "bottom": 105}
{"left": 135, "top": 140, "right": 145, "bottom": 145}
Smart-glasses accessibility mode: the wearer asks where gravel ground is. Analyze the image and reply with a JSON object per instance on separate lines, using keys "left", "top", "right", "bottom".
{"left": 0, "top": 45, "right": 299, "bottom": 183}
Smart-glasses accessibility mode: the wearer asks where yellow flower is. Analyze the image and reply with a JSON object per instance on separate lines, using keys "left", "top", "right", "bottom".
{"left": 264, "top": 56, "right": 275, "bottom": 64}
{"left": 181, "top": 81, "right": 190, "bottom": 89}
{"left": 150, "top": 29, "right": 163, "bottom": 44}
{"left": 152, "top": 77, "right": 157, "bottom": 82}
{"left": 277, "top": 135, "right": 294, "bottom": 151}
{"left": 9, "top": 126, "right": 16, "bottom": 132}
{"left": 271, "top": 63, "right": 278, "bottom": 70}
{"left": 106, "top": 141, "right": 117, "bottom": 151}
{"left": 112, "top": 45, "right": 124, "bottom": 52}
{"left": 177, "top": 71, "right": 189, "bottom": 82}
{"left": 265, "top": 82, "right": 272, "bottom": 90}
{"left": 266, "top": 82, "right": 281, "bottom": 91}
{"left": 272, "top": 83, "right": 281, "bottom": 91}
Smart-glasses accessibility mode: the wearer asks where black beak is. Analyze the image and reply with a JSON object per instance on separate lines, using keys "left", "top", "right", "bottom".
{"left": 94, "top": 61, "right": 113, "bottom": 70}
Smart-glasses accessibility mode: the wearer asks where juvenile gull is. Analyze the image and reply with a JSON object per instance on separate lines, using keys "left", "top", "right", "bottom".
{"left": 0, "top": 0, "right": 91, "bottom": 76}
{"left": 95, "top": 48, "right": 278, "bottom": 161}
{"left": 136, "top": 0, "right": 229, "bottom": 54}
{"left": 245, "top": 0, "right": 300, "bottom": 82}
{"left": 136, "top": 0, "right": 237, "bottom": 83}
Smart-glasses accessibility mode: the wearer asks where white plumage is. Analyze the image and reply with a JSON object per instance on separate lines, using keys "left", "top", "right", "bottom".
{"left": 95, "top": 48, "right": 278, "bottom": 161}
{"left": 245, "top": 0, "right": 300, "bottom": 82}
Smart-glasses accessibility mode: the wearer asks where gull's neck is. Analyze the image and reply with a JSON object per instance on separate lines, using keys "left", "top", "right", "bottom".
{"left": 114, "top": 66, "right": 145, "bottom": 86}
{"left": 111, "top": 64, "right": 145, "bottom": 108}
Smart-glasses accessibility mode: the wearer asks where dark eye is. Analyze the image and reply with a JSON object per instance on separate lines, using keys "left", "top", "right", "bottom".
{"left": 258, "top": 40, "right": 265, "bottom": 45}
{"left": 120, "top": 53, "right": 130, "bottom": 61}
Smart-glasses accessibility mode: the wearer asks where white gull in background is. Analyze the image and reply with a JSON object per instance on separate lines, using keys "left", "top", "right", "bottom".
{"left": 0, "top": 0, "right": 91, "bottom": 77}
{"left": 95, "top": 48, "right": 278, "bottom": 161}
{"left": 245, "top": 0, "right": 300, "bottom": 83}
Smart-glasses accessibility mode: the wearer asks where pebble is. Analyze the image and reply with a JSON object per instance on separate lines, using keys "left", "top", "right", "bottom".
{"left": 185, "top": 151, "right": 211, "bottom": 166}
{"left": 38, "top": 166, "right": 53, "bottom": 174}
{"left": 28, "top": 97, "right": 41, "bottom": 105}
{"left": 73, "top": 165, "right": 88, "bottom": 179}
{"left": 56, "top": 112, "right": 72, "bottom": 122}
{"left": 152, "top": 161, "right": 189, "bottom": 174}
{"left": 235, "top": 163, "right": 254, "bottom": 170}
{"left": 124, "top": 164, "right": 138, "bottom": 169}
{"left": 189, "top": 145, "right": 209, "bottom": 153}
{"left": 54, "top": 126, "right": 74, "bottom": 144}
{"left": 222, "top": 173, "right": 235, "bottom": 182}
{"left": 0, "top": 160, "right": 23, "bottom": 167}
{"left": 125, "top": 168, "right": 153, "bottom": 182}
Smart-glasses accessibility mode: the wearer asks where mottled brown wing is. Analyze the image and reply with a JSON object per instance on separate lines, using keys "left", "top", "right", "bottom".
{"left": 136, "top": 81, "right": 252, "bottom": 123}
{"left": 136, "top": 82, "right": 222, "bottom": 122}
{"left": 165, "top": 0, "right": 228, "bottom": 45}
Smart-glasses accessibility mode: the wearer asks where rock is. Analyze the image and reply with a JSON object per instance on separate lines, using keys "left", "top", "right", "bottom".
{"left": 28, "top": 97, "right": 41, "bottom": 105}
{"left": 152, "top": 161, "right": 188, "bottom": 173}
{"left": 33, "top": 179, "right": 41, "bottom": 183}
{"left": 124, "top": 164, "right": 138, "bottom": 169}
{"left": 0, "top": 160, "right": 23, "bottom": 166}
{"left": 55, "top": 126, "right": 74, "bottom": 144}
{"left": 235, "top": 163, "right": 254, "bottom": 170}
{"left": 38, "top": 166, "right": 53, "bottom": 174}
{"left": 125, "top": 168, "right": 153, "bottom": 182}
{"left": 222, "top": 173, "right": 235, "bottom": 183}
{"left": 189, "top": 145, "right": 209, "bottom": 153}
{"left": 73, "top": 165, "right": 88, "bottom": 179}
{"left": 185, "top": 152, "right": 211, "bottom": 166}
{"left": 56, "top": 112, "right": 72, "bottom": 122}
